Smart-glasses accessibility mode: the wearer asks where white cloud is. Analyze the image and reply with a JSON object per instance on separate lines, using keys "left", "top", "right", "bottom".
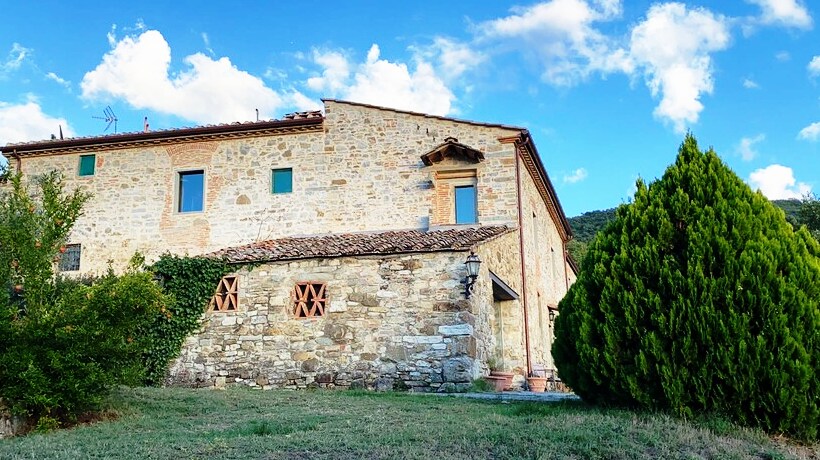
{"left": 201, "top": 32, "right": 214, "bottom": 56}
{"left": 746, "top": 0, "right": 812, "bottom": 29}
{"left": 0, "top": 100, "right": 74, "bottom": 144}
{"left": 563, "top": 167, "right": 588, "bottom": 183}
{"left": 1, "top": 43, "right": 30, "bottom": 75}
{"left": 629, "top": 3, "right": 730, "bottom": 133}
{"left": 742, "top": 77, "right": 759, "bottom": 89}
{"left": 81, "top": 29, "right": 312, "bottom": 124}
{"left": 414, "top": 37, "right": 486, "bottom": 82}
{"left": 476, "top": 0, "right": 632, "bottom": 86}
{"left": 775, "top": 50, "right": 791, "bottom": 61}
{"left": 307, "top": 44, "right": 455, "bottom": 116}
{"left": 808, "top": 56, "right": 820, "bottom": 76}
{"left": 45, "top": 72, "right": 70, "bottom": 88}
{"left": 797, "top": 122, "right": 820, "bottom": 141}
{"left": 748, "top": 164, "right": 811, "bottom": 199}
{"left": 736, "top": 134, "right": 765, "bottom": 161}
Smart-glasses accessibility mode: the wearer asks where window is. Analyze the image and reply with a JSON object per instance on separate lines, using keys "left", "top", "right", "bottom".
{"left": 272, "top": 168, "right": 293, "bottom": 194}
{"left": 78, "top": 155, "right": 95, "bottom": 176}
{"left": 455, "top": 185, "right": 477, "bottom": 224}
{"left": 178, "top": 170, "right": 204, "bottom": 212}
{"left": 210, "top": 275, "right": 238, "bottom": 312}
{"left": 292, "top": 282, "right": 326, "bottom": 318}
{"left": 58, "top": 244, "right": 81, "bottom": 271}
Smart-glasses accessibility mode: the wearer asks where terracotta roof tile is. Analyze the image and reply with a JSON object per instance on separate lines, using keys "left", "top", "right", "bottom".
{"left": 2, "top": 111, "right": 324, "bottom": 149}
{"left": 207, "top": 225, "right": 512, "bottom": 264}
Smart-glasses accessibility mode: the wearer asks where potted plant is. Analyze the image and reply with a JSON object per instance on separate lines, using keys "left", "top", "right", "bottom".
{"left": 526, "top": 373, "right": 548, "bottom": 393}
{"left": 487, "top": 355, "right": 514, "bottom": 391}
{"left": 483, "top": 374, "right": 508, "bottom": 392}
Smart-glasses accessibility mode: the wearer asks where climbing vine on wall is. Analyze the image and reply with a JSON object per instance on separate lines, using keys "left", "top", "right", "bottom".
{"left": 142, "top": 254, "right": 230, "bottom": 385}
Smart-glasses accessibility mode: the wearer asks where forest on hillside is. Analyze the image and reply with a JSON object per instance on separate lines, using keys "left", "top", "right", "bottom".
{"left": 566, "top": 198, "right": 819, "bottom": 263}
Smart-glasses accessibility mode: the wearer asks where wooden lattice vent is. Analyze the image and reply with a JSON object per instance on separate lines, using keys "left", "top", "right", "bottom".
{"left": 210, "top": 275, "right": 238, "bottom": 312}
{"left": 293, "top": 282, "right": 327, "bottom": 318}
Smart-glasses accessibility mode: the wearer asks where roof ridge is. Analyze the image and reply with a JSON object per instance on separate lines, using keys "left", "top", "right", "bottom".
{"left": 205, "top": 225, "right": 513, "bottom": 264}
{"left": 322, "top": 99, "right": 526, "bottom": 131}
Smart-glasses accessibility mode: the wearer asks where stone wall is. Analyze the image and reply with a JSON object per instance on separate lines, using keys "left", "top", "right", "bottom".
{"left": 19, "top": 101, "right": 522, "bottom": 275}
{"left": 0, "top": 404, "right": 25, "bottom": 439}
{"left": 168, "top": 229, "right": 526, "bottom": 392}
{"left": 518, "top": 153, "right": 573, "bottom": 371}
{"left": 471, "top": 230, "right": 526, "bottom": 374}
{"left": 169, "top": 250, "right": 484, "bottom": 392}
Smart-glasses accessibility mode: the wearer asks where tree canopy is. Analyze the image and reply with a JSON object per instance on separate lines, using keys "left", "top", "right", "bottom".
{"left": 553, "top": 135, "right": 820, "bottom": 440}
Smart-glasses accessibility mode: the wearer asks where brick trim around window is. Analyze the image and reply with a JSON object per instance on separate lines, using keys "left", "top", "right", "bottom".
{"left": 210, "top": 275, "right": 238, "bottom": 312}
{"left": 292, "top": 282, "right": 326, "bottom": 318}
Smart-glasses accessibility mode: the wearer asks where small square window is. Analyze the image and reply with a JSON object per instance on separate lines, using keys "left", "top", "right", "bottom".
{"left": 455, "top": 185, "right": 477, "bottom": 224}
{"left": 272, "top": 168, "right": 293, "bottom": 194}
{"left": 78, "top": 155, "right": 95, "bottom": 176}
{"left": 178, "top": 170, "right": 204, "bottom": 212}
{"left": 210, "top": 276, "right": 238, "bottom": 312}
{"left": 58, "top": 244, "right": 81, "bottom": 271}
{"left": 293, "top": 282, "right": 326, "bottom": 318}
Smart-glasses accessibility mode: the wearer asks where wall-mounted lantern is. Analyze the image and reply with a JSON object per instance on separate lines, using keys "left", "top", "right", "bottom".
{"left": 548, "top": 308, "right": 557, "bottom": 323}
{"left": 464, "top": 251, "right": 481, "bottom": 298}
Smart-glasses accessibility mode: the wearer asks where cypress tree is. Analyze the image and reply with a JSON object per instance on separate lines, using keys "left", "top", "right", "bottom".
{"left": 553, "top": 134, "right": 820, "bottom": 440}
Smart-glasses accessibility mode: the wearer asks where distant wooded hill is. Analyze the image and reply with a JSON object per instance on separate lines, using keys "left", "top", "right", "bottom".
{"left": 566, "top": 199, "right": 811, "bottom": 262}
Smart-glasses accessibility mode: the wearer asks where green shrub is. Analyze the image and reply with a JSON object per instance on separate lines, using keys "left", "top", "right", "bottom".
{"left": 0, "top": 270, "right": 164, "bottom": 421}
{"left": 0, "top": 172, "right": 166, "bottom": 424}
{"left": 553, "top": 135, "right": 820, "bottom": 440}
{"left": 141, "top": 254, "right": 229, "bottom": 385}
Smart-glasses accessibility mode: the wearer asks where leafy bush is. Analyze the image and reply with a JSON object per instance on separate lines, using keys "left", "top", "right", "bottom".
{"left": 142, "top": 254, "right": 229, "bottom": 385}
{"left": 553, "top": 135, "right": 820, "bottom": 440}
{"left": 0, "top": 267, "right": 165, "bottom": 422}
{"left": 0, "top": 172, "right": 89, "bottom": 309}
{"left": 0, "top": 173, "right": 166, "bottom": 424}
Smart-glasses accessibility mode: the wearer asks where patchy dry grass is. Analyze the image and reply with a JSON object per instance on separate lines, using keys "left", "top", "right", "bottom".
{"left": 0, "top": 387, "right": 817, "bottom": 459}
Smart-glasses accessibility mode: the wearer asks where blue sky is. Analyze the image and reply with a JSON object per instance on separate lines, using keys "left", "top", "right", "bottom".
{"left": 1, "top": 0, "right": 818, "bottom": 217}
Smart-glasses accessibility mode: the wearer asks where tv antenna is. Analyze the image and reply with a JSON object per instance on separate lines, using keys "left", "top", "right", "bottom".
{"left": 92, "top": 106, "right": 118, "bottom": 133}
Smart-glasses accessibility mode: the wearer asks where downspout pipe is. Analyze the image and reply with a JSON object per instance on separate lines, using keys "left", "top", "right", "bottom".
{"left": 514, "top": 137, "right": 533, "bottom": 378}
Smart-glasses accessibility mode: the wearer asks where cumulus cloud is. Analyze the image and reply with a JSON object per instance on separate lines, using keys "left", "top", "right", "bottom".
{"left": 0, "top": 100, "right": 74, "bottom": 144}
{"left": 736, "top": 134, "right": 765, "bottom": 161}
{"left": 797, "top": 122, "right": 820, "bottom": 141}
{"left": 474, "top": 1, "right": 729, "bottom": 132}
{"left": 476, "top": 0, "right": 632, "bottom": 86}
{"left": 629, "top": 3, "right": 730, "bottom": 133}
{"left": 563, "top": 167, "right": 588, "bottom": 183}
{"left": 413, "top": 37, "right": 486, "bottom": 82}
{"left": 746, "top": 0, "right": 812, "bottom": 29}
{"left": 307, "top": 44, "right": 455, "bottom": 116}
{"left": 808, "top": 56, "right": 820, "bottom": 76}
{"left": 748, "top": 164, "right": 811, "bottom": 199}
{"left": 81, "top": 29, "right": 313, "bottom": 124}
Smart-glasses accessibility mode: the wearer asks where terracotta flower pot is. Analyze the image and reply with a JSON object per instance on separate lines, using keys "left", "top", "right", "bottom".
{"left": 490, "top": 371, "right": 515, "bottom": 390}
{"left": 527, "top": 376, "right": 548, "bottom": 393}
{"left": 484, "top": 375, "right": 508, "bottom": 392}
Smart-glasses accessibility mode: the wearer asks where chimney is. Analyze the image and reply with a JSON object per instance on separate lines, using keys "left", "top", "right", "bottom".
{"left": 143, "top": 117, "right": 150, "bottom": 133}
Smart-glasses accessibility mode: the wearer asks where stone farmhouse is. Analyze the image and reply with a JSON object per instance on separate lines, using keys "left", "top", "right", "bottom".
{"left": 0, "top": 99, "right": 576, "bottom": 391}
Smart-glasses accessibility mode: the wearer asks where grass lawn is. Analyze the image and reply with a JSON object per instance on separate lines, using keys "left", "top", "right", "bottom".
{"left": 0, "top": 387, "right": 817, "bottom": 459}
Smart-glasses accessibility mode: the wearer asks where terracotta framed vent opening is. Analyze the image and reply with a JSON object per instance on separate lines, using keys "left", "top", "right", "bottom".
{"left": 293, "top": 282, "right": 327, "bottom": 318}
{"left": 210, "top": 275, "right": 238, "bottom": 312}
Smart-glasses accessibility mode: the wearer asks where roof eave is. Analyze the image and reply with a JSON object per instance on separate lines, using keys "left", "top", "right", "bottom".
{"left": 519, "top": 130, "right": 574, "bottom": 241}
{"left": 1, "top": 116, "right": 324, "bottom": 155}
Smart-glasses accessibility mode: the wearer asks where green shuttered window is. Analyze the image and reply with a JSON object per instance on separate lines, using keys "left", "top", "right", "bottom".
{"left": 78, "top": 155, "right": 95, "bottom": 176}
{"left": 272, "top": 168, "right": 293, "bottom": 194}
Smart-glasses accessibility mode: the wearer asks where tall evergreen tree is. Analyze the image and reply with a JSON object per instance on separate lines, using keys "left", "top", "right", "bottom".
{"left": 553, "top": 135, "right": 820, "bottom": 440}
